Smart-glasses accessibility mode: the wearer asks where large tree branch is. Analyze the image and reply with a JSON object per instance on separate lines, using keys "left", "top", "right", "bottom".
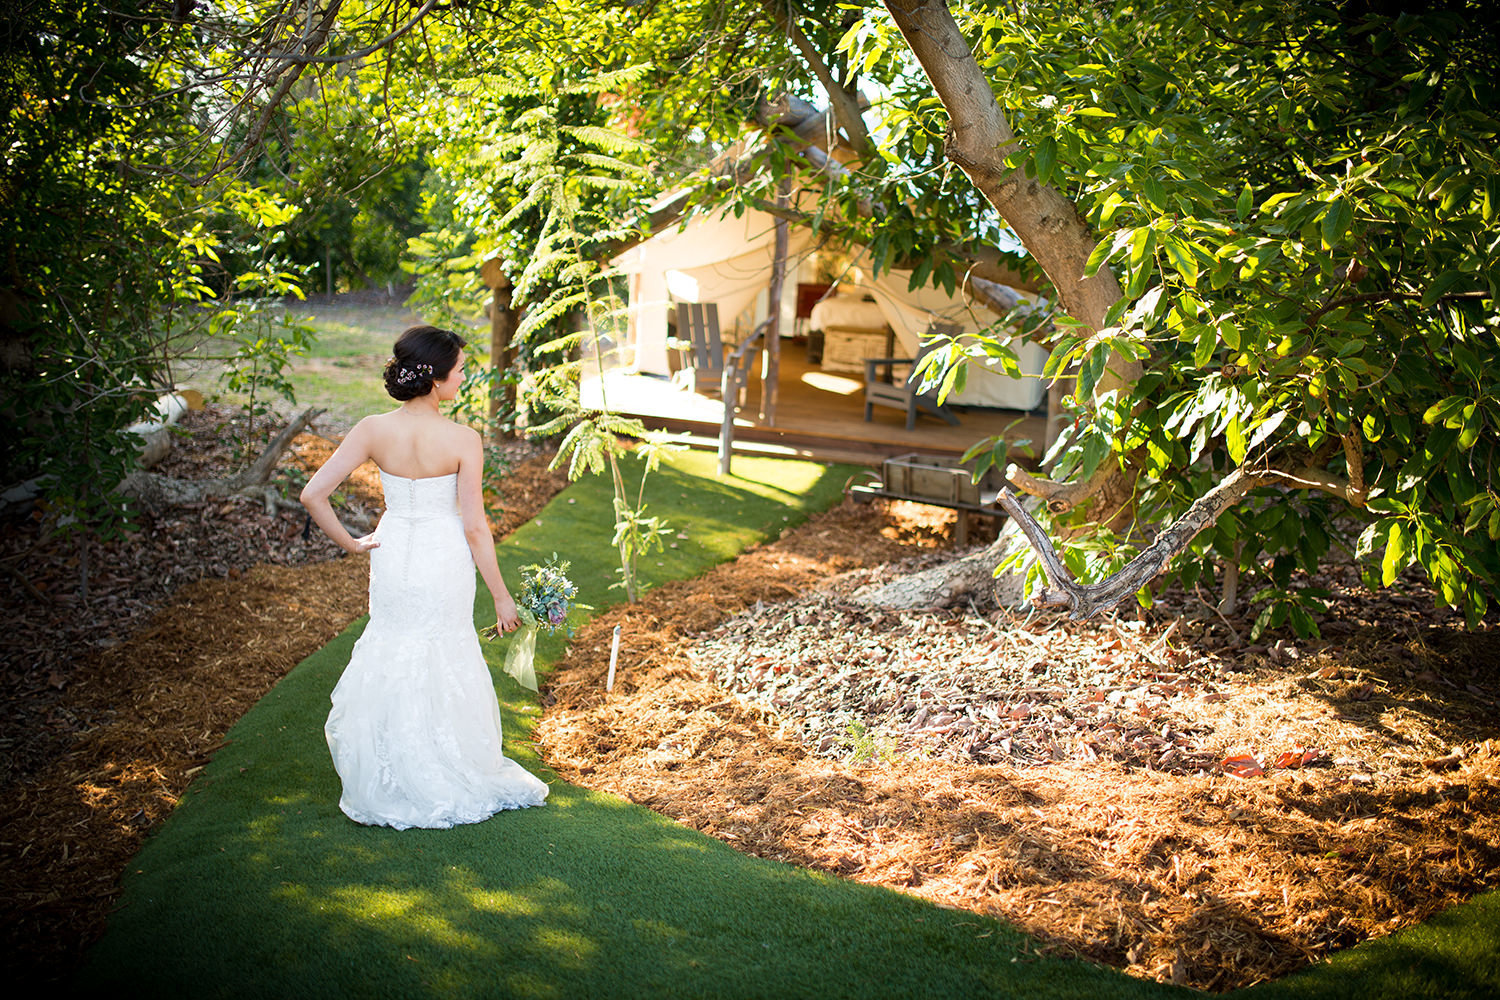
{"left": 883, "top": 2, "right": 1129, "bottom": 353}
{"left": 231, "top": 406, "right": 324, "bottom": 489}
{"left": 770, "top": 5, "right": 875, "bottom": 157}
{"left": 996, "top": 449, "right": 1370, "bottom": 619}
{"left": 119, "top": 407, "right": 334, "bottom": 514}
{"left": 1005, "top": 463, "right": 1105, "bottom": 513}
{"left": 884, "top": 0, "right": 1142, "bottom": 507}
{"left": 995, "top": 472, "right": 1261, "bottom": 619}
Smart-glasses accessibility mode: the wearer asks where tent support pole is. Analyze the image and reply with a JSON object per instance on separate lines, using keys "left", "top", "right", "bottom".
{"left": 760, "top": 182, "right": 790, "bottom": 425}
{"left": 718, "top": 321, "right": 771, "bottom": 476}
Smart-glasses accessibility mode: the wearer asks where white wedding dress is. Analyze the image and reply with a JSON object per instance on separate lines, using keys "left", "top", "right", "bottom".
{"left": 324, "top": 470, "right": 548, "bottom": 829}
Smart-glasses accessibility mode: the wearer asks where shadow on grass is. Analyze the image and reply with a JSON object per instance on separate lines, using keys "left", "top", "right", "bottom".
{"left": 1233, "top": 890, "right": 1500, "bottom": 1000}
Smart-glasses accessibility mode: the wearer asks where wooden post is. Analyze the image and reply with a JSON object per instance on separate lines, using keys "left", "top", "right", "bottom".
{"left": 606, "top": 624, "right": 621, "bottom": 692}
{"left": 480, "top": 257, "right": 517, "bottom": 440}
{"left": 761, "top": 181, "right": 790, "bottom": 425}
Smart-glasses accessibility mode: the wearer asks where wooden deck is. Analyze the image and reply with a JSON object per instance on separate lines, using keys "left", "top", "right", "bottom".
{"left": 580, "top": 343, "right": 1046, "bottom": 467}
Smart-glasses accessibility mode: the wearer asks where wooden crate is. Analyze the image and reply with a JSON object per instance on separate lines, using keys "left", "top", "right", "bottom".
{"left": 882, "top": 452, "right": 986, "bottom": 505}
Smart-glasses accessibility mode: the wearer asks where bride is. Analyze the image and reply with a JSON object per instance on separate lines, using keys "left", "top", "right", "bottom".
{"left": 299, "top": 325, "right": 549, "bottom": 829}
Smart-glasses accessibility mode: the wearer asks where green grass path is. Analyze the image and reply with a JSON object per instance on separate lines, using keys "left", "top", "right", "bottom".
{"left": 74, "top": 451, "right": 1498, "bottom": 999}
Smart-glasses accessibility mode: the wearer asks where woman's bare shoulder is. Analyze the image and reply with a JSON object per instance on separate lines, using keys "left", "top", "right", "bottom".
{"left": 445, "top": 420, "right": 483, "bottom": 455}
{"left": 351, "top": 409, "right": 400, "bottom": 431}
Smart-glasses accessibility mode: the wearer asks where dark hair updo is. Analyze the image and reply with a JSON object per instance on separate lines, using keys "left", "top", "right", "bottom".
{"left": 383, "top": 325, "right": 467, "bottom": 401}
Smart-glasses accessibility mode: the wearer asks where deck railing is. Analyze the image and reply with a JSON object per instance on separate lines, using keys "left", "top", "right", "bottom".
{"left": 716, "top": 319, "right": 772, "bottom": 475}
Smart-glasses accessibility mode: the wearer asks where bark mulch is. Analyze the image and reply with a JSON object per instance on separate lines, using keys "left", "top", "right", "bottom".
{"left": 535, "top": 499, "right": 1500, "bottom": 993}
{"left": 0, "top": 406, "right": 569, "bottom": 988}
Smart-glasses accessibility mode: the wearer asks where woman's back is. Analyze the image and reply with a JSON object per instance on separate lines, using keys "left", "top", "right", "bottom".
{"left": 362, "top": 408, "right": 472, "bottom": 481}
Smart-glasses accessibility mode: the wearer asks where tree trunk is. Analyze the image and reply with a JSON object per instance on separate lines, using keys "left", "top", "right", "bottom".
{"left": 761, "top": 181, "right": 790, "bottom": 424}
{"left": 481, "top": 258, "right": 517, "bottom": 438}
{"left": 856, "top": 1, "right": 1149, "bottom": 612}
{"left": 883, "top": 2, "right": 1124, "bottom": 349}
{"left": 884, "top": 0, "right": 1140, "bottom": 515}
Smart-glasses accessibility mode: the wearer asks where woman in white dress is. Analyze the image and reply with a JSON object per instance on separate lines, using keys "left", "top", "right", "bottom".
{"left": 300, "top": 325, "right": 549, "bottom": 829}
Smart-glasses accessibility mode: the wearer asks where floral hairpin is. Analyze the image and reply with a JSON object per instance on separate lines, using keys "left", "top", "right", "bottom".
{"left": 395, "top": 362, "right": 435, "bottom": 384}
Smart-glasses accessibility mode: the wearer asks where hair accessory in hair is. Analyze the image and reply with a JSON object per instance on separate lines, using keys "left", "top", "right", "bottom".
{"left": 394, "top": 362, "right": 435, "bottom": 385}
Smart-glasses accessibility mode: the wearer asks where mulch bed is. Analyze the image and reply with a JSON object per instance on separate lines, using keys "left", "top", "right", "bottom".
{"left": 0, "top": 405, "right": 570, "bottom": 987}
{"left": 536, "top": 500, "right": 1500, "bottom": 992}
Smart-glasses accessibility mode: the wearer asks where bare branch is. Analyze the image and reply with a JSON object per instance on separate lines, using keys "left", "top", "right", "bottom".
{"left": 995, "top": 470, "right": 1265, "bottom": 619}
{"left": 1005, "top": 463, "right": 1108, "bottom": 514}
{"left": 213, "top": 2, "right": 344, "bottom": 175}
{"left": 234, "top": 406, "right": 325, "bottom": 487}
{"left": 996, "top": 440, "right": 1378, "bottom": 619}
{"left": 1306, "top": 288, "right": 1490, "bottom": 326}
{"left": 242, "top": 0, "right": 439, "bottom": 64}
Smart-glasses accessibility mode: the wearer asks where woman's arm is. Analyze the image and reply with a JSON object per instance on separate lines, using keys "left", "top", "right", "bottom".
{"left": 456, "top": 428, "right": 519, "bottom": 631}
{"left": 300, "top": 419, "right": 380, "bottom": 555}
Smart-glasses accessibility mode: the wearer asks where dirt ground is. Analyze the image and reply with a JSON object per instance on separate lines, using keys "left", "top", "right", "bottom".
{"left": 3, "top": 408, "right": 1497, "bottom": 993}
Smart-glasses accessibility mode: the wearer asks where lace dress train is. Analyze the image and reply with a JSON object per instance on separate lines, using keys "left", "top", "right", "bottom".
{"left": 324, "top": 471, "right": 548, "bottom": 830}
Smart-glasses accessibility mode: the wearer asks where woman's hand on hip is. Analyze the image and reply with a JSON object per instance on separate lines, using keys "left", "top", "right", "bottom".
{"left": 349, "top": 532, "right": 380, "bottom": 554}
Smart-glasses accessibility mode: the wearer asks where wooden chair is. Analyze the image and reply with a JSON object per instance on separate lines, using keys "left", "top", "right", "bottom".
{"left": 678, "top": 302, "right": 726, "bottom": 395}
{"left": 862, "top": 323, "right": 962, "bottom": 430}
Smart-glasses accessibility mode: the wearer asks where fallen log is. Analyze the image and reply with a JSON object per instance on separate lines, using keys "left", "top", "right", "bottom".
{"left": 118, "top": 407, "right": 370, "bottom": 536}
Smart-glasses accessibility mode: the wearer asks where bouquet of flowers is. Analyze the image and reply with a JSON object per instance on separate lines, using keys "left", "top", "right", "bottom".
{"left": 517, "top": 554, "right": 580, "bottom": 634}
{"left": 481, "top": 555, "right": 581, "bottom": 691}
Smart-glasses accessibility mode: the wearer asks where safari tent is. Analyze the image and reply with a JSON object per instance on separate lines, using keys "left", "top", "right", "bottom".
{"left": 609, "top": 200, "right": 1049, "bottom": 412}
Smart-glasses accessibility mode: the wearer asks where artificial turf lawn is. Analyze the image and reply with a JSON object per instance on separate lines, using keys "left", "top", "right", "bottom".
{"left": 74, "top": 449, "right": 1500, "bottom": 999}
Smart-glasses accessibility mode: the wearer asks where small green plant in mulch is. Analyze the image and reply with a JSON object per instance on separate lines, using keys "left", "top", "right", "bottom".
{"left": 840, "top": 720, "right": 898, "bottom": 765}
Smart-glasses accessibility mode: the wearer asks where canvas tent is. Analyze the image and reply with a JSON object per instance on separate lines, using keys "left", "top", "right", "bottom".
{"left": 611, "top": 203, "right": 1048, "bottom": 411}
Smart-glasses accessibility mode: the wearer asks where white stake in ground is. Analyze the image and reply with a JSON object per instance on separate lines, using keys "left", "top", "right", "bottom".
{"left": 606, "top": 624, "right": 621, "bottom": 692}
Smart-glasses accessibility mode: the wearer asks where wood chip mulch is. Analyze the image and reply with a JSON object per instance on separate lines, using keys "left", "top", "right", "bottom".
{"left": 536, "top": 499, "right": 1500, "bottom": 993}
{"left": 0, "top": 408, "right": 569, "bottom": 988}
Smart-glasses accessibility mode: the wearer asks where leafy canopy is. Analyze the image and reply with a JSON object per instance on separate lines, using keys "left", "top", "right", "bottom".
{"left": 842, "top": 0, "right": 1499, "bottom": 631}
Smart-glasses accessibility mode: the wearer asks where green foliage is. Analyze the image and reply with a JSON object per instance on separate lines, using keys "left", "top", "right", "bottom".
{"left": 210, "top": 268, "right": 316, "bottom": 452}
{"left": 400, "top": 36, "right": 687, "bottom": 602}
{"left": 839, "top": 720, "right": 899, "bottom": 764}
{"left": 18, "top": 0, "right": 1497, "bottom": 633}
{"left": 0, "top": 3, "right": 318, "bottom": 557}
{"left": 251, "top": 72, "right": 430, "bottom": 293}
{"left": 537, "top": 400, "right": 682, "bottom": 602}
{"left": 889, "top": 0, "right": 1500, "bottom": 631}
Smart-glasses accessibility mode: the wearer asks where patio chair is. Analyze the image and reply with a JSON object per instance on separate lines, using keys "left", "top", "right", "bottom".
{"left": 862, "top": 323, "right": 962, "bottom": 430}
{"left": 679, "top": 302, "right": 726, "bottom": 395}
